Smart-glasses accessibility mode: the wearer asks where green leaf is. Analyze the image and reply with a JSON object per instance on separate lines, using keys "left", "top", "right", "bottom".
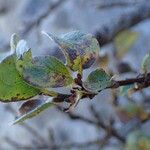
{"left": 16, "top": 47, "right": 73, "bottom": 88}
{"left": 114, "top": 30, "right": 138, "bottom": 59}
{"left": 118, "top": 103, "right": 140, "bottom": 118}
{"left": 125, "top": 130, "right": 150, "bottom": 150}
{"left": 83, "top": 69, "right": 113, "bottom": 93}
{"left": 141, "top": 52, "right": 150, "bottom": 73}
{"left": 117, "top": 103, "right": 149, "bottom": 122}
{"left": 119, "top": 84, "right": 135, "bottom": 96}
{"left": 13, "top": 99, "right": 53, "bottom": 124}
{"left": 0, "top": 55, "right": 40, "bottom": 102}
{"left": 42, "top": 31, "right": 100, "bottom": 73}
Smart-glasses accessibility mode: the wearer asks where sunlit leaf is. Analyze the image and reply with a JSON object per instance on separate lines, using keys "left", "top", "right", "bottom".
{"left": 114, "top": 30, "right": 138, "bottom": 59}
{"left": 141, "top": 52, "right": 150, "bottom": 73}
{"left": 13, "top": 99, "right": 53, "bottom": 124}
{"left": 83, "top": 68, "right": 113, "bottom": 93}
{"left": 125, "top": 130, "right": 150, "bottom": 150}
{"left": 15, "top": 44, "right": 73, "bottom": 88}
{"left": 42, "top": 31, "right": 100, "bottom": 73}
{"left": 0, "top": 55, "right": 40, "bottom": 102}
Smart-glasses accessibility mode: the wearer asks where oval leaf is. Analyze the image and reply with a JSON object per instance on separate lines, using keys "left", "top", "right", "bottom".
{"left": 83, "top": 69, "right": 113, "bottom": 93}
{"left": 13, "top": 99, "right": 53, "bottom": 124}
{"left": 0, "top": 55, "right": 40, "bottom": 102}
{"left": 42, "top": 31, "right": 100, "bottom": 72}
{"left": 16, "top": 48, "right": 73, "bottom": 88}
{"left": 141, "top": 52, "right": 150, "bottom": 73}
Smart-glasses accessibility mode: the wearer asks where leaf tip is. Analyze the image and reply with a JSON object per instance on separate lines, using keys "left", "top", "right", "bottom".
{"left": 10, "top": 33, "right": 19, "bottom": 52}
{"left": 41, "top": 30, "right": 54, "bottom": 41}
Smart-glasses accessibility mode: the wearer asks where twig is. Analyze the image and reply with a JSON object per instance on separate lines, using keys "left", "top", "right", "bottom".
{"left": 4, "top": 137, "right": 33, "bottom": 149}
{"left": 95, "top": 2, "right": 150, "bottom": 46}
{"left": 97, "top": 1, "right": 143, "bottom": 9}
{"left": 21, "top": 123, "right": 48, "bottom": 146}
{"left": 78, "top": 72, "right": 150, "bottom": 100}
{"left": 90, "top": 105, "right": 125, "bottom": 143}
{"left": 52, "top": 139, "right": 101, "bottom": 149}
{"left": 2, "top": 1, "right": 150, "bottom": 56}
{"left": 112, "top": 73, "right": 150, "bottom": 88}
{"left": 56, "top": 106, "right": 125, "bottom": 143}
{"left": 51, "top": 72, "right": 150, "bottom": 109}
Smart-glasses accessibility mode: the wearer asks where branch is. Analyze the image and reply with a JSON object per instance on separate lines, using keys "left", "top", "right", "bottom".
{"left": 56, "top": 106, "right": 125, "bottom": 143}
{"left": 97, "top": 0, "right": 144, "bottom": 9}
{"left": 4, "top": 137, "right": 33, "bottom": 150}
{"left": 51, "top": 139, "right": 101, "bottom": 149}
{"left": 2, "top": 1, "right": 150, "bottom": 55}
{"left": 70, "top": 73, "right": 149, "bottom": 103}
{"left": 112, "top": 73, "right": 150, "bottom": 88}
{"left": 95, "top": 2, "right": 150, "bottom": 46}
{"left": 5, "top": 136, "right": 106, "bottom": 149}
{"left": 90, "top": 105, "right": 125, "bottom": 142}
{"left": 52, "top": 72, "right": 150, "bottom": 111}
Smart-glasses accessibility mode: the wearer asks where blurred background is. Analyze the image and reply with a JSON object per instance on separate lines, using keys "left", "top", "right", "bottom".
{"left": 0, "top": 0, "right": 150, "bottom": 149}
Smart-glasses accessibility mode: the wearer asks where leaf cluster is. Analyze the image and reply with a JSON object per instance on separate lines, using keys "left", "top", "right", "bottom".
{"left": 0, "top": 30, "right": 150, "bottom": 124}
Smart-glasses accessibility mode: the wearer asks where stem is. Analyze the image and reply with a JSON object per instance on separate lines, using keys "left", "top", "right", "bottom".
{"left": 53, "top": 73, "right": 150, "bottom": 106}
{"left": 81, "top": 72, "right": 150, "bottom": 99}
{"left": 113, "top": 72, "right": 150, "bottom": 88}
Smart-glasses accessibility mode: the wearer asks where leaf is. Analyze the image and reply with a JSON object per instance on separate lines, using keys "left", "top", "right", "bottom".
{"left": 10, "top": 33, "right": 19, "bottom": 52}
{"left": 125, "top": 130, "right": 150, "bottom": 150}
{"left": 13, "top": 99, "right": 53, "bottom": 124}
{"left": 0, "top": 55, "right": 40, "bottom": 102}
{"left": 83, "top": 69, "right": 113, "bottom": 93}
{"left": 16, "top": 48, "right": 73, "bottom": 88}
{"left": 14, "top": 38, "right": 32, "bottom": 75}
{"left": 114, "top": 30, "right": 138, "bottom": 59}
{"left": 119, "top": 84, "right": 135, "bottom": 96}
{"left": 117, "top": 103, "right": 140, "bottom": 122}
{"left": 95, "top": 52, "right": 109, "bottom": 70}
{"left": 16, "top": 40, "right": 30, "bottom": 59}
{"left": 116, "top": 103, "right": 149, "bottom": 123}
{"left": 141, "top": 52, "right": 150, "bottom": 73}
{"left": 42, "top": 31, "right": 100, "bottom": 73}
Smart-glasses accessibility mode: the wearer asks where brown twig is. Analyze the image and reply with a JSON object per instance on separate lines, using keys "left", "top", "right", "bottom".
{"left": 52, "top": 72, "right": 150, "bottom": 107}
{"left": 112, "top": 73, "right": 150, "bottom": 88}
